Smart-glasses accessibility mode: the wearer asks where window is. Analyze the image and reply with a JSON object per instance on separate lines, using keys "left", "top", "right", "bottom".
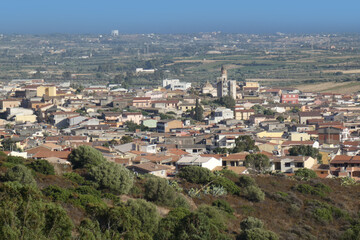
{"left": 295, "top": 163, "right": 304, "bottom": 168}
{"left": 285, "top": 162, "right": 291, "bottom": 167}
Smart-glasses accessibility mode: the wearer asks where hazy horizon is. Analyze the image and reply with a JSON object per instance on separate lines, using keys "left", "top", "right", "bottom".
{"left": 1, "top": 0, "right": 359, "bottom": 34}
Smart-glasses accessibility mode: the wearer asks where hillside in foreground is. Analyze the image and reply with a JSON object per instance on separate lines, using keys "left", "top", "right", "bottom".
{"left": 0, "top": 148, "right": 360, "bottom": 240}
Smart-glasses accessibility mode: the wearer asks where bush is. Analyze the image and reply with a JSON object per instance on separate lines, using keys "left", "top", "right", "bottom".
{"left": 197, "top": 205, "right": 227, "bottom": 231}
{"left": 212, "top": 176, "right": 241, "bottom": 195}
{"left": 175, "top": 212, "right": 222, "bottom": 240}
{"left": 238, "top": 175, "right": 256, "bottom": 188}
{"left": 42, "top": 185, "right": 72, "bottom": 202}
{"left": 4, "top": 165, "right": 36, "bottom": 185}
{"left": 244, "top": 185, "right": 265, "bottom": 202}
{"left": 219, "top": 169, "right": 239, "bottom": 178}
{"left": 294, "top": 168, "right": 317, "bottom": 180}
{"left": 239, "top": 217, "right": 278, "bottom": 240}
{"left": 239, "top": 227, "right": 279, "bottom": 240}
{"left": 75, "top": 186, "right": 101, "bottom": 197}
{"left": 68, "top": 145, "right": 106, "bottom": 169}
{"left": 156, "top": 207, "right": 191, "bottom": 240}
{"left": 178, "top": 166, "right": 214, "bottom": 184}
{"left": 144, "top": 177, "right": 188, "bottom": 208}
{"left": 5, "top": 156, "right": 25, "bottom": 165}
{"left": 305, "top": 200, "right": 347, "bottom": 224}
{"left": 212, "top": 199, "right": 234, "bottom": 214}
{"left": 126, "top": 199, "right": 160, "bottom": 236}
{"left": 295, "top": 183, "right": 331, "bottom": 197}
{"left": 29, "top": 160, "right": 55, "bottom": 175}
{"left": 240, "top": 216, "right": 264, "bottom": 230}
{"left": 63, "top": 172, "right": 85, "bottom": 185}
{"left": 89, "top": 162, "right": 133, "bottom": 194}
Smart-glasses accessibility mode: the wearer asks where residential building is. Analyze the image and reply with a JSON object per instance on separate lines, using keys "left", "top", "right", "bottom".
{"left": 157, "top": 120, "right": 183, "bottom": 133}
{"left": 176, "top": 155, "right": 222, "bottom": 171}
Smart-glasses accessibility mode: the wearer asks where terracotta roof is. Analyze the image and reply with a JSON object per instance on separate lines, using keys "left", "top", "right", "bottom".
{"left": 32, "top": 150, "right": 70, "bottom": 159}
{"left": 167, "top": 148, "right": 189, "bottom": 156}
{"left": 222, "top": 153, "right": 248, "bottom": 161}
{"left": 128, "top": 162, "right": 172, "bottom": 173}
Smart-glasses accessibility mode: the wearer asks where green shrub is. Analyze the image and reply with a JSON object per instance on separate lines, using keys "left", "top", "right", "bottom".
{"left": 5, "top": 165, "right": 36, "bottom": 185}
{"left": 219, "top": 169, "right": 239, "bottom": 178}
{"left": 212, "top": 176, "right": 241, "bottom": 195}
{"left": 240, "top": 216, "right": 264, "bottom": 230}
{"left": 68, "top": 145, "right": 106, "bottom": 169}
{"left": 5, "top": 156, "right": 25, "bottom": 165}
{"left": 144, "top": 177, "right": 188, "bottom": 208}
{"left": 42, "top": 185, "right": 72, "bottom": 202}
{"left": 212, "top": 199, "right": 234, "bottom": 214}
{"left": 240, "top": 228, "right": 279, "bottom": 240}
{"left": 63, "top": 172, "right": 85, "bottom": 185}
{"left": 178, "top": 166, "right": 214, "bottom": 184}
{"left": 29, "top": 160, "right": 55, "bottom": 175}
{"left": 156, "top": 207, "right": 191, "bottom": 240}
{"left": 313, "top": 207, "right": 333, "bottom": 223}
{"left": 89, "top": 162, "right": 133, "bottom": 194}
{"left": 238, "top": 175, "right": 256, "bottom": 188}
{"left": 175, "top": 212, "right": 222, "bottom": 240}
{"left": 294, "top": 168, "right": 317, "bottom": 180}
{"left": 197, "top": 205, "right": 227, "bottom": 231}
{"left": 126, "top": 199, "right": 160, "bottom": 236}
{"left": 239, "top": 217, "right": 278, "bottom": 240}
{"left": 295, "top": 183, "right": 331, "bottom": 197}
{"left": 75, "top": 186, "right": 101, "bottom": 197}
{"left": 306, "top": 200, "right": 347, "bottom": 223}
{"left": 244, "top": 185, "right": 265, "bottom": 202}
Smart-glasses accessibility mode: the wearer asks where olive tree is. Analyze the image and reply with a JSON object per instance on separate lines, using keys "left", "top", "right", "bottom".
{"left": 89, "top": 162, "right": 133, "bottom": 194}
{"left": 68, "top": 146, "right": 106, "bottom": 169}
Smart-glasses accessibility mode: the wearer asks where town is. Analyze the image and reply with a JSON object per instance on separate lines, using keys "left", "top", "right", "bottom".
{"left": 1, "top": 65, "right": 359, "bottom": 181}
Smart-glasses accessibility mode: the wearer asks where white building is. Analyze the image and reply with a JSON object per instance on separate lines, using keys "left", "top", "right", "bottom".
{"left": 162, "top": 79, "right": 191, "bottom": 91}
{"left": 136, "top": 68, "right": 155, "bottom": 74}
{"left": 208, "top": 107, "right": 234, "bottom": 124}
{"left": 176, "top": 155, "right": 222, "bottom": 171}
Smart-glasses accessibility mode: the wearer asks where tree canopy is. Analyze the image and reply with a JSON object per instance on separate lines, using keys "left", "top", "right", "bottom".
{"left": 89, "top": 162, "right": 134, "bottom": 194}
{"left": 289, "top": 145, "right": 322, "bottom": 162}
{"left": 244, "top": 154, "right": 270, "bottom": 174}
{"left": 190, "top": 98, "right": 204, "bottom": 121}
{"left": 68, "top": 145, "right": 106, "bottom": 169}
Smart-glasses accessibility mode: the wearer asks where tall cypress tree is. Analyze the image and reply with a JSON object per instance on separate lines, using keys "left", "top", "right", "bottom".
{"left": 191, "top": 98, "right": 204, "bottom": 121}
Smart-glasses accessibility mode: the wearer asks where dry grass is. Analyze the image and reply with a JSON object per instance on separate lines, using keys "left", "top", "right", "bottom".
{"left": 296, "top": 81, "right": 360, "bottom": 93}
{"left": 322, "top": 69, "right": 360, "bottom": 74}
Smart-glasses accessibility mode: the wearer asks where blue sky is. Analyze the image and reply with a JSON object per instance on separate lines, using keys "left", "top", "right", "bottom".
{"left": 1, "top": 0, "right": 359, "bottom": 34}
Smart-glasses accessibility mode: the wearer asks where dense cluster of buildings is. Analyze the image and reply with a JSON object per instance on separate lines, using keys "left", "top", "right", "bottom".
{"left": 1, "top": 67, "right": 360, "bottom": 180}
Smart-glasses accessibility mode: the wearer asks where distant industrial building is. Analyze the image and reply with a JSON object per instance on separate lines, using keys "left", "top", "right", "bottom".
{"left": 111, "top": 30, "right": 119, "bottom": 36}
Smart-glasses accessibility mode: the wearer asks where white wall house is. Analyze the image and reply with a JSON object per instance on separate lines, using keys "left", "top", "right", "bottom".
{"left": 176, "top": 155, "right": 222, "bottom": 171}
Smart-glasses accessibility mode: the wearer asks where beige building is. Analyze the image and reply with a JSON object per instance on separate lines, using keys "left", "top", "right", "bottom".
{"left": 15, "top": 115, "right": 37, "bottom": 123}
{"left": 290, "top": 132, "right": 311, "bottom": 141}
{"left": 157, "top": 119, "right": 183, "bottom": 133}
{"left": 0, "top": 99, "right": 21, "bottom": 111}
{"left": 235, "top": 109, "right": 255, "bottom": 120}
{"left": 37, "top": 86, "right": 57, "bottom": 97}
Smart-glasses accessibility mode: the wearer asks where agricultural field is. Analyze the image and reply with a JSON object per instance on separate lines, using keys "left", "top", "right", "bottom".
{"left": 0, "top": 33, "right": 360, "bottom": 89}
